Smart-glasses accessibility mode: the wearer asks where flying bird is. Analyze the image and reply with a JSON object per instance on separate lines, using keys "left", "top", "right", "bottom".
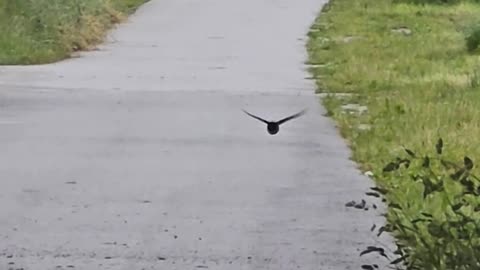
{"left": 242, "top": 109, "right": 307, "bottom": 135}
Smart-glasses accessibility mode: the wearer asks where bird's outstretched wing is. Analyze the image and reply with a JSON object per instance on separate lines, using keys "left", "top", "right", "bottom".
{"left": 242, "top": 109, "right": 270, "bottom": 124}
{"left": 277, "top": 109, "right": 307, "bottom": 125}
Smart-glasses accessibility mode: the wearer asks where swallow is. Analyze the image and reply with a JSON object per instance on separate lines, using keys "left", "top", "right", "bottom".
{"left": 242, "top": 109, "right": 307, "bottom": 135}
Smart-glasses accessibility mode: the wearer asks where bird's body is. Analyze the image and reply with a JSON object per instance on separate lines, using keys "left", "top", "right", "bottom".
{"left": 242, "top": 109, "right": 307, "bottom": 135}
{"left": 267, "top": 123, "right": 279, "bottom": 135}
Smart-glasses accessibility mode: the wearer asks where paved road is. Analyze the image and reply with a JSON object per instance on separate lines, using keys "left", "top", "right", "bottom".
{"left": 0, "top": 0, "right": 391, "bottom": 269}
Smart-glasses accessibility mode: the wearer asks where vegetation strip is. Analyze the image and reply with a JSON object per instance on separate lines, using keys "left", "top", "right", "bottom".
{"left": 0, "top": 0, "right": 148, "bottom": 65}
{"left": 308, "top": 0, "right": 480, "bottom": 268}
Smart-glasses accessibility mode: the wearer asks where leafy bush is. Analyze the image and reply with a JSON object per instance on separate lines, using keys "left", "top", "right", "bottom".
{"left": 350, "top": 139, "right": 480, "bottom": 269}
{"left": 466, "top": 25, "right": 480, "bottom": 52}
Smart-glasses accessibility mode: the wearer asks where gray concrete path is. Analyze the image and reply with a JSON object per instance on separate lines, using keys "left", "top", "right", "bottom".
{"left": 0, "top": 0, "right": 391, "bottom": 269}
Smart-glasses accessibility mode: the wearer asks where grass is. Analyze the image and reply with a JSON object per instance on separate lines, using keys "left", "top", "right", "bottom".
{"left": 0, "top": 0, "right": 148, "bottom": 65}
{"left": 307, "top": 0, "right": 480, "bottom": 268}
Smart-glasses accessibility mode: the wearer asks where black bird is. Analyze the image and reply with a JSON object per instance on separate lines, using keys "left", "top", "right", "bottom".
{"left": 242, "top": 109, "right": 307, "bottom": 135}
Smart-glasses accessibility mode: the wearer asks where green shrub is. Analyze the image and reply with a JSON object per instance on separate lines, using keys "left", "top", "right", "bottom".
{"left": 354, "top": 139, "right": 480, "bottom": 269}
{"left": 466, "top": 26, "right": 480, "bottom": 52}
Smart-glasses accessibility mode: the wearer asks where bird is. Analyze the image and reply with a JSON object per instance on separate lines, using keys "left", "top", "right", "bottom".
{"left": 242, "top": 108, "right": 307, "bottom": 135}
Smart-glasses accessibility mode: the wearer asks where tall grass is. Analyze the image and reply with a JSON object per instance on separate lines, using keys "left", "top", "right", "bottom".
{"left": 0, "top": 0, "right": 147, "bottom": 64}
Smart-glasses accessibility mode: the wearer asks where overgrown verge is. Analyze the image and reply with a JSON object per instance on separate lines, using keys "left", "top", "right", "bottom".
{"left": 0, "top": 0, "right": 148, "bottom": 65}
{"left": 307, "top": 0, "right": 480, "bottom": 268}
{"left": 349, "top": 139, "right": 480, "bottom": 269}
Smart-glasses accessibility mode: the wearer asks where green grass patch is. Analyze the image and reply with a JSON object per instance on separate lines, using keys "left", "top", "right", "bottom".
{"left": 308, "top": 0, "right": 480, "bottom": 268}
{"left": 0, "top": 0, "right": 148, "bottom": 65}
